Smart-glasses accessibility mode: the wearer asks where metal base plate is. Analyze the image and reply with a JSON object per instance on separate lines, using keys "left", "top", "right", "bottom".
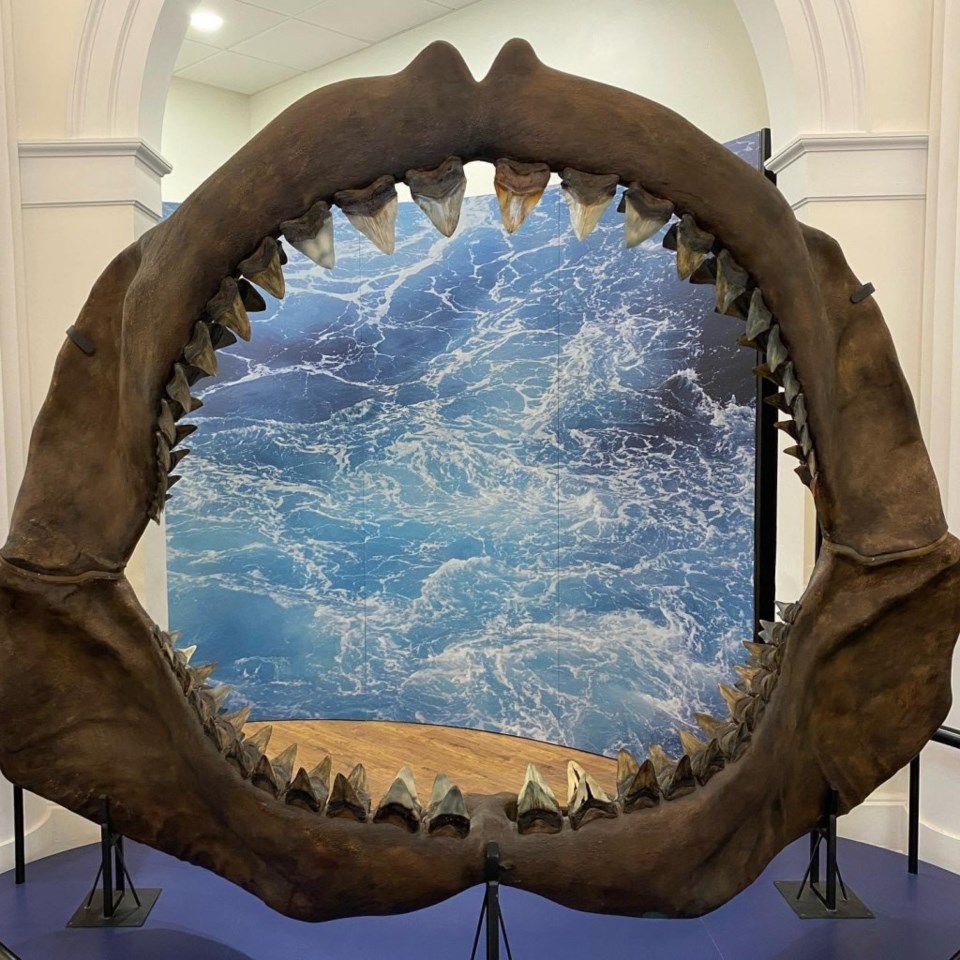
{"left": 67, "top": 888, "right": 161, "bottom": 928}
{"left": 775, "top": 880, "right": 873, "bottom": 919}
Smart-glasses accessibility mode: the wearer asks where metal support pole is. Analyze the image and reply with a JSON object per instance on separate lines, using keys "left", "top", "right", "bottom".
{"left": 12, "top": 787, "right": 24, "bottom": 885}
{"left": 825, "top": 787, "right": 838, "bottom": 910}
{"left": 808, "top": 829, "right": 820, "bottom": 886}
{"left": 908, "top": 754, "right": 920, "bottom": 875}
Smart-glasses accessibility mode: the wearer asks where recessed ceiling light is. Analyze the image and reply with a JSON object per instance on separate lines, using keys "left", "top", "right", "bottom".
{"left": 190, "top": 9, "right": 224, "bottom": 32}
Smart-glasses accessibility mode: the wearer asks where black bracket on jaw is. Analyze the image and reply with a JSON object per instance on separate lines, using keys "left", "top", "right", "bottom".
{"left": 469, "top": 842, "right": 514, "bottom": 960}
{"left": 67, "top": 795, "right": 161, "bottom": 928}
{"left": 774, "top": 785, "right": 873, "bottom": 919}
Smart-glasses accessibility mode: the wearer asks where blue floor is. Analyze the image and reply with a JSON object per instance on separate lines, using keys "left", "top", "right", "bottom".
{"left": 1, "top": 836, "right": 958, "bottom": 959}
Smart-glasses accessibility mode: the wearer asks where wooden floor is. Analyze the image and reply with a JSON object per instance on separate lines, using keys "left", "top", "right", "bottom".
{"left": 243, "top": 719, "right": 617, "bottom": 799}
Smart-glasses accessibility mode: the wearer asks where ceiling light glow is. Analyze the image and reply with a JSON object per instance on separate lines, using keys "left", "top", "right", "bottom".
{"left": 190, "top": 9, "right": 223, "bottom": 32}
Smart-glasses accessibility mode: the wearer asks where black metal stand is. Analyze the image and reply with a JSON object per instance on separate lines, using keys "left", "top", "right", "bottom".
{"left": 12, "top": 787, "right": 24, "bottom": 886}
{"left": 67, "top": 796, "right": 160, "bottom": 928}
{"left": 469, "top": 842, "right": 514, "bottom": 960}
{"left": 905, "top": 725, "right": 960, "bottom": 874}
{"left": 0, "top": 942, "right": 21, "bottom": 959}
{"left": 775, "top": 787, "right": 873, "bottom": 918}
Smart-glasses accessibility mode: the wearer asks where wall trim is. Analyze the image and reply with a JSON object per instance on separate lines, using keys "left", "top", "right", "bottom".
{"left": 18, "top": 137, "right": 172, "bottom": 177}
{"left": 768, "top": 132, "right": 929, "bottom": 175}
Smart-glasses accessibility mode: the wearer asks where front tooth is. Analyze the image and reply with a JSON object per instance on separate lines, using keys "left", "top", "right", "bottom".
{"left": 281, "top": 200, "right": 335, "bottom": 268}
{"left": 516, "top": 763, "right": 562, "bottom": 834}
{"left": 207, "top": 277, "right": 251, "bottom": 342}
{"left": 326, "top": 763, "right": 371, "bottom": 821}
{"left": 566, "top": 761, "right": 617, "bottom": 829}
{"left": 425, "top": 781, "right": 470, "bottom": 838}
{"left": 621, "top": 183, "right": 674, "bottom": 248}
{"left": 715, "top": 249, "right": 749, "bottom": 314}
{"left": 560, "top": 168, "right": 618, "bottom": 241}
{"left": 493, "top": 159, "right": 550, "bottom": 234}
{"left": 675, "top": 214, "right": 715, "bottom": 280}
{"left": 335, "top": 175, "right": 398, "bottom": 254}
{"left": 744, "top": 289, "right": 773, "bottom": 341}
{"left": 374, "top": 766, "right": 421, "bottom": 832}
{"left": 184, "top": 321, "right": 218, "bottom": 377}
{"left": 406, "top": 156, "right": 466, "bottom": 238}
{"left": 618, "top": 757, "right": 660, "bottom": 811}
{"left": 239, "top": 237, "right": 285, "bottom": 299}
{"left": 285, "top": 767, "right": 322, "bottom": 812}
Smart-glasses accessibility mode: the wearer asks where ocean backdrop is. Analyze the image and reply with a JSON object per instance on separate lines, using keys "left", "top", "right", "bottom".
{"left": 165, "top": 132, "right": 762, "bottom": 757}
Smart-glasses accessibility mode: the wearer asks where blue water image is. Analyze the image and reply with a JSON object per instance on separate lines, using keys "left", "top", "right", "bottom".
{"left": 165, "top": 133, "right": 762, "bottom": 757}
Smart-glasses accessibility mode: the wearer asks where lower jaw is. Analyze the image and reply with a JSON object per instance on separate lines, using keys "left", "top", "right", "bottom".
{"left": 1, "top": 534, "right": 957, "bottom": 921}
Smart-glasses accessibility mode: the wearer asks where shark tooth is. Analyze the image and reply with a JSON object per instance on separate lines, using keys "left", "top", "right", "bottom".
{"left": 783, "top": 444, "right": 804, "bottom": 460}
{"left": 678, "top": 729, "right": 707, "bottom": 756}
{"left": 158, "top": 399, "right": 177, "bottom": 445}
{"left": 734, "top": 664, "right": 763, "bottom": 689}
{"left": 781, "top": 362, "right": 801, "bottom": 404}
{"left": 691, "top": 739, "right": 724, "bottom": 785}
{"left": 661, "top": 754, "right": 696, "bottom": 800}
{"left": 719, "top": 722, "right": 751, "bottom": 761}
{"left": 715, "top": 249, "right": 749, "bottom": 314}
{"left": 759, "top": 619, "right": 787, "bottom": 644}
{"left": 799, "top": 423, "right": 814, "bottom": 457}
{"left": 309, "top": 756, "right": 332, "bottom": 794}
{"left": 426, "top": 773, "right": 456, "bottom": 817}
{"left": 270, "top": 743, "right": 297, "bottom": 789}
{"left": 238, "top": 277, "right": 266, "bottom": 313}
{"left": 156, "top": 434, "right": 171, "bottom": 474}
{"left": 766, "top": 324, "right": 788, "bottom": 372}
{"left": 792, "top": 393, "right": 808, "bottom": 430}
{"left": 176, "top": 644, "right": 198, "bottom": 666}
{"left": 281, "top": 200, "right": 335, "bottom": 268}
{"left": 285, "top": 767, "right": 322, "bottom": 812}
{"left": 222, "top": 705, "right": 250, "bottom": 733}
{"left": 744, "top": 289, "right": 773, "bottom": 342}
{"left": 166, "top": 363, "right": 200, "bottom": 415}
{"left": 183, "top": 321, "right": 218, "bottom": 377}
{"left": 204, "top": 683, "right": 232, "bottom": 714}
{"left": 169, "top": 448, "right": 189, "bottom": 470}
{"left": 560, "top": 168, "right": 618, "bottom": 241}
{"left": 764, "top": 392, "right": 791, "bottom": 414}
{"left": 207, "top": 277, "right": 251, "bottom": 342}
{"left": 374, "top": 766, "right": 421, "bottom": 832}
{"left": 777, "top": 600, "right": 799, "bottom": 623}
{"left": 189, "top": 662, "right": 217, "bottom": 690}
{"left": 239, "top": 237, "right": 285, "bottom": 299}
{"left": 326, "top": 764, "right": 371, "bottom": 821}
{"left": 690, "top": 257, "right": 718, "bottom": 284}
{"left": 757, "top": 672, "right": 779, "bottom": 701}
{"left": 209, "top": 322, "right": 238, "bottom": 352}
{"left": 620, "top": 183, "right": 674, "bottom": 248}
{"left": 240, "top": 724, "right": 272, "bottom": 769}
{"left": 210, "top": 718, "right": 237, "bottom": 755}
{"left": 493, "top": 159, "right": 550, "bottom": 234}
{"left": 566, "top": 761, "right": 617, "bottom": 829}
{"left": 775, "top": 419, "right": 799, "bottom": 442}
{"left": 675, "top": 214, "right": 715, "bottom": 280}
{"left": 335, "top": 175, "right": 398, "bottom": 254}
{"left": 695, "top": 712, "right": 735, "bottom": 740}
{"left": 425, "top": 782, "right": 470, "bottom": 838}
{"left": 718, "top": 682, "right": 748, "bottom": 717}
{"left": 618, "top": 757, "right": 660, "bottom": 811}
{"left": 662, "top": 221, "right": 678, "bottom": 250}
{"left": 252, "top": 753, "right": 284, "bottom": 797}
{"left": 406, "top": 156, "right": 466, "bottom": 238}
{"left": 616, "top": 748, "right": 639, "bottom": 791}
{"left": 516, "top": 763, "right": 562, "bottom": 834}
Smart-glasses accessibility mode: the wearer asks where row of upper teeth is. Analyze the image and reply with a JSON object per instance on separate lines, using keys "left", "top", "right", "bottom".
{"left": 149, "top": 599, "right": 795, "bottom": 836}
{"left": 147, "top": 157, "right": 818, "bottom": 520}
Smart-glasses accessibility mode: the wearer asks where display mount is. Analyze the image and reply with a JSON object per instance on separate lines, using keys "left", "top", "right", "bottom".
{"left": 775, "top": 786, "right": 873, "bottom": 919}
{"left": 469, "top": 842, "right": 514, "bottom": 960}
{"left": 67, "top": 796, "right": 161, "bottom": 928}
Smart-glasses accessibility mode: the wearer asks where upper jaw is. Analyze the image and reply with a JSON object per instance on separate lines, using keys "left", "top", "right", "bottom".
{"left": 0, "top": 38, "right": 956, "bottom": 922}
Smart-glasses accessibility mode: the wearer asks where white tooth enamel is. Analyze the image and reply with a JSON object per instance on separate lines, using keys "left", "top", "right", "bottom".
{"left": 622, "top": 184, "right": 675, "bottom": 249}
{"left": 563, "top": 191, "right": 613, "bottom": 241}
{"left": 412, "top": 181, "right": 466, "bottom": 238}
{"left": 293, "top": 216, "right": 335, "bottom": 269}
{"left": 345, "top": 197, "right": 397, "bottom": 255}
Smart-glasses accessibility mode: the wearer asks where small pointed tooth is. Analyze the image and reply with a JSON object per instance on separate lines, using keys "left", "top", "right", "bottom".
{"left": 239, "top": 236, "right": 285, "bottom": 299}
{"left": 281, "top": 200, "right": 336, "bottom": 268}
{"left": 326, "top": 767, "right": 370, "bottom": 821}
{"left": 190, "top": 662, "right": 217, "bottom": 687}
{"left": 374, "top": 767, "right": 422, "bottom": 832}
{"left": 719, "top": 682, "right": 746, "bottom": 716}
{"left": 675, "top": 214, "right": 715, "bottom": 280}
{"left": 426, "top": 783, "right": 470, "bottom": 838}
{"left": 493, "top": 159, "right": 550, "bottom": 234}
{"left": 169, "top": 448, "right": 189, "bottom": 470}
{"left": 252, "top": 753, "right": 283, "bottom": 797}
{"left": 745, "top": 289, "right": 773, "bottom": 341}
{"left": 567, "top": 765, "right": 617, "bottom": 830}
{"left": 715, "top": 249, "right": 750, "bottom": 314}
{"left": 156, "top": 434, "right": 171, "bottom": 474}
{"left": 619, "top": 758, "right": 660, "bottom": 811}
{"left": 246, "top": 725, "right": 273, "bottom": 756}
{"left": 765, "top": 324, "right": 788, "bottom": 372}
{"left": 776, "top": 600, "right": 799, "bottom": 623}
{"left": 560, "top": 168, "right": 618, "bottom": 241}
{"left": 174, "top": 425, "right": 197, "bottom": 447}
{"left": 742, "top": 640, "right": 769, "bottom": 664}
{"left": 183, "top": 321, "right": 218, "bottom": 378}
{"left": 238, "top": 278, "right": 266, "bottom": 313}
{"left": 165, "top": 473, "right": 180, "bottom": 493}
{"left": 775, "top": 419, "right": 799, "bottom": 442}
{"left": 165, "top": 363, "right": 197, "bottom": 415}
{"left": 694, "top": 712, "right": 732, "bottom": 740}
{"left": 158, "top": 400, "right": 177, "bottom": 445}
{"left": 223, "top": 705, "right": 251, "bottom": 733}
{"left": 616, "top": 748, "right": 640, "bottom": 791}
{"left": 621, "top": 183, "right": 674, "bottom": 248}
{"left": 176, "top": 643, "right": 198, "bottom": 665}
{"left": 678, "top": 729, "right": 707, "bottom": 756}
{"left": 406, "top": 156, "right": 467, "bottom": 238}
{"left": 781, "top": 362, "right": 800, "bottom": 404}
{"left": 662, "top": 754, "right": 696, "bottom": 800}
{"left": 207, "top": 277, "right": 252, "bottom": 342}
{"left": 209, "top": 323, "right": 238, "bottom": 352}
{"left": 335, "top": 175, "right": 398, "bottom": 254}
{"left": 648, "top": 745, "right": 673, "bottom": 781}
{"left": 792, "top": 393, "right": 808, "bottom": 431}
{"left": 759, "top": 619, "right": 786, "bottom": 644}
{"left": 795, "top": 464, "right": 813, "bottom": 486}
{"left": 783, "top": 444, "right": 804, "bottom": 460}
{"left": 690, "top": 257, "right": 717, "bottom": 285}
{"left": 285, "top": 767, "right": 322, "bottom": 812}
{"left": 734, "top": 664, "right": 763, "bottom": 688}
{"left": 566, "top": 759, "right": 585, "bottom": 806}
{"left": 516, "top": 763, "right": 562, "bottom": 834}
{"left": 662, "top": 221, "right": 678, "bottom": 251}
{"left": 427, "top": 773, "right": 456, "bottom": 814}
{"left": 764, "top": 392, "right": 791, "bottom": 414}
{"left": 719, "top": 722, "right": 751, "bottom": 761}
{"left": 309, "top": 756, "right": 332, "bottom": 789}
{"left": 691, "top": 739, "right": 724, "bottom": 785}
{"left": 270, "top": 743, "right": 297, "bottom": 788}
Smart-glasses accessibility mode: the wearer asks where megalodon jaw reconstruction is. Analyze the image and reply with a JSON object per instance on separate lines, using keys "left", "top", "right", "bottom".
{"left": 0, "top": 38, "right": 958, "bottom": 923}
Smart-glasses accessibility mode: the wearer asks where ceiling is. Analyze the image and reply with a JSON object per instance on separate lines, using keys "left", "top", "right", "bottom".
{"left": 174, "top": 0, "right": 482, "bottom": 95}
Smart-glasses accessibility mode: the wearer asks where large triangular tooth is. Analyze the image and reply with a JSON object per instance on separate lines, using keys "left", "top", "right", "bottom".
{"left": 615, "top": 748, "right": 639, "bottom": 793}
{"left": 270, "top": 743, "right": 297, "bottom": 789}
{"left": 176, "top": 644, "right": 198, "bottom": 666}
{"left": 406, "top": 156, "right": 466, "bottom": 238}
{"left": 715, "top": 249, "right": 750, "bottom": 314}
{"left": 764, "top": 391, "right": 791, "bottom": 414}
{"left": 158, "top": 400, "right": 177, "bottom": 445}
{"left": 251, "top": 753, "right": 283, "bottom": 797}
{"left": 426, "top": 773, "right": 456, "bottom": 817}
{"left": 204, "top": 683, "right": 232, "bottom": 714}
{"left": 165, "top": 363, "right": 199, "bottom": 416}
{"left": 691, "top": 739, "right": 724, "bottom": 785}
{"left": 744, "top": 289, "right": 773, "bottom": 341}
{"left": 719, "top": 722, "right": 751, "bottom": 761}
{"left": 183, "top": 321, "right": 218, "bottom": 378}
{"left": 223, "top": 705, "right": 250, "bottom": 733}
{"left": 281, "top": 200, "right": 335, "bottom": 268}
{"left": 189, "top": 662, "right": 217, "bottom": 687}
{"left": 175, "top": 424, "right": 197, "bottom": 445}
{"left": 245, "top": 725, "right": 273, "bottom": 756}
{"left": 734, "top": 664, "right": 763, "bottom": 687}
{"left": 239, "top": 236, "right": 285, "bottom": 299}
{"left": 374, "top": 766, "right": 422, "bottom": 832}
{"left": 238, "top": 277, "right": 266, "bottom": 313}
{"left": 765, "top": 324, "right": 788, "bottom": 372}
{"left": 210, "top": 717, "right": 237, "bottom": 755}
{"left": 493, "top": 159, "right": 550, "bottom": 234}
{"left": 516, "top": 763, "right": 562, "bottom": 834}
{"left": 620, "top": 183, "right": 674, "bottom": 248}
{"left": 285, "top": 767, "right": 322, "bottom": 812}
{"left": 781, "top": 362, "right": 801, "bottom": 404}
{"left": 678, "top": 729, "right": 707, "bottom": 756}
{"left": 560, "top": 168, "right": 618, "bottom": 241}
{"left": 718, "top": 682, "right": 747, "bottom": 717}
{"left": 566, "top": 759, "right": 585, "bottom": 807}
{"left": 675, "top": 214, "right": 715, "bottom": 280}
{"left": 776, "top": 600, "right": 799, "bottom": 623}
{"left": 567, "top": 761, "right": 617, "bottom": 829}
{"left": 309, "top": 756, "right": 332, "bottom": 793}
{"left": 759, "top": 619, "right": 786, "bottom": 644}
{"left": 207, "top": 277, "right": 252, "bottom": 341}
{"left": 661, "top": 754, "right": 696, "bottom": 800}
{"left": 619, "top": 757, "right": 660, "bottom": 811}
{"left": 425, "top": 783, "right": 470, "bottom": 838}
{"left": 326, "top": 765, "right": 370, "bottom": 821}
{"left": 695, "top": 712, "right": 734, "bottom": 740}
{"left": 335, "top": 175, "right": 398, "bottom": 254}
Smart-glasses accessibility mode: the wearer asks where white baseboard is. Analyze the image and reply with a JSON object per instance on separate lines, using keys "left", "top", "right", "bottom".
{"left": 838, "top": 796, "right": 908, "bottom": 852}
{"left": 0, "top": 801, "right": 97, "bottom": 875}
